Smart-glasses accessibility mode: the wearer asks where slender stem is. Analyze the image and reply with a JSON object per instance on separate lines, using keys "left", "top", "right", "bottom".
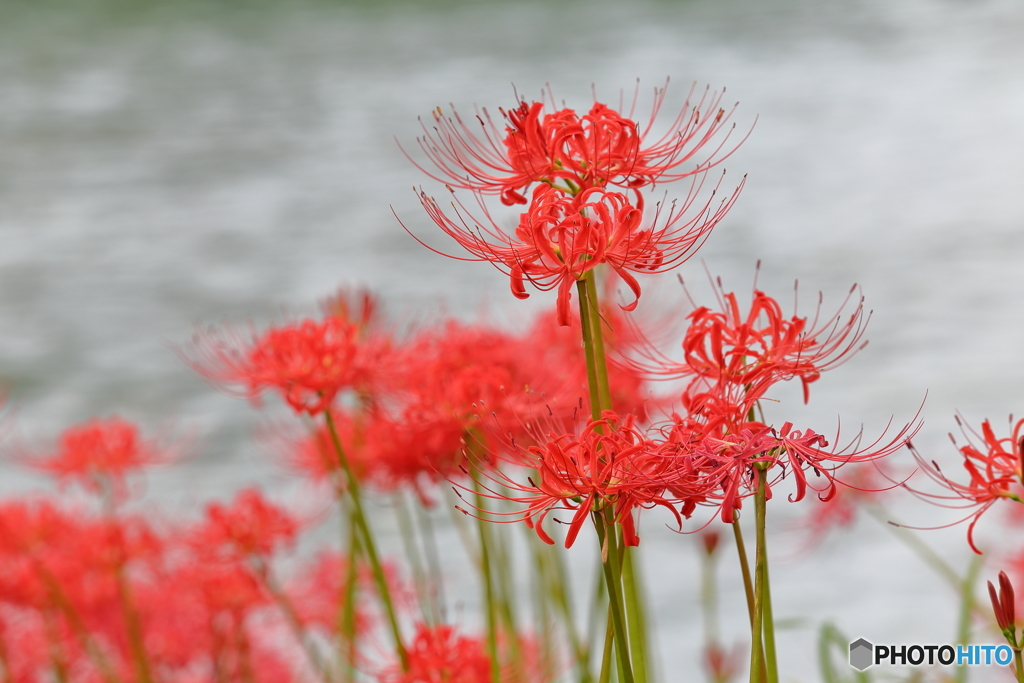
{"left": 731, "top": 518, "right": 756, "bottom": 628}
{"left": 416, "top": 502, "right": 447, "bottom": 623}
{"left": 1014, "top": 641, "right": 1023, "bottom": 683}
{"left": 341, "top": 516, "right": 360, "bottom": 683}
{"left": 471, "top": 476, "right": 502, "bottom": 683}
{"left": 595, "top": 511, "right": 636, "bottom": 683}
{"left": 533, "top": 533, "right": 591, "bottom": 682}
{"left": 324, "top": 410, "right": 408, "bottom": 671}
{"left": 582, "top": 269, "right": 613, "bottom": 412}
{"left": 394, "top": 493, "right": 432, "bottom": 623}
{"left": 953, "top": 555, "right": 983, "bottom": 683}
{"left": 761, "top": 548, "right": 778, "bottom": 683}
{"left": 748, "top": 468, "right": 769, "bottom": 683}
{"left": 598, "top": 612, "right": 614, "bottom": 683}
{"left": 576, "top": 278, "right": 604, "bottom": 421}
{"left": 621, "top": 544, "right": 650, "bottom": 683}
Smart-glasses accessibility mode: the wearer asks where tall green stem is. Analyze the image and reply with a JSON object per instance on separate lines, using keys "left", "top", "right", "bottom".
{"left": 595, "top": 511, "right": 635, "bottom": 683}
{"left": 471, "top": 476, "right": 502, "bottom": 683}
{"left": 324, "top": 410, "right": 408, "bottom": 671}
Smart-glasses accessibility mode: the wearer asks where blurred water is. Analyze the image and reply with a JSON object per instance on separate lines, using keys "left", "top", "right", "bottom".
{"left": 1, "top": 0, "right": 1023, "bottom": 679}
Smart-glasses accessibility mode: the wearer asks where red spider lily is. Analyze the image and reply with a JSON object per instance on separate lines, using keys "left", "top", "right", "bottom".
{"left": 628, "top": 277, "right": 868, "bottom": 407}
{"left": 415, "top": 179, "right": 740, "bottom": 326}
{"left": 26, "top": 417, "right": 171, "bottom": 496}
{"left": 405, "top": 81, "right": 744, "bottom": 204}
{"left": 906, "top": 416, "right": 1024, "bottom": 553}
{"left": 379, "top": 623, "right": 492, "bottom": 683}
{"left": 467, "top": 412, "right": 684, "bottom": 548}
{"left": 988, "top": 570, "right": 1016, "bottom": 632}
{"left": 186, "top": 315, "right": 380, "bottom": 415}
{"left": 193, "top": 489, "right": 300, "bottom": 559}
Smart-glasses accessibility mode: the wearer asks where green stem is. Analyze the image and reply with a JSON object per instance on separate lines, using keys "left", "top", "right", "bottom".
{"left": 471, "top": 477, "right": 502, "bottom": 683}
{"left": 598, "top": 612, "right": 614, "bottom": 683}
{"left": 731, "top": 518, "right": 756, "bottom": 629}
{"left": 582, "top": 269, "right": 613, "bottom": 412}
{"left": 576, "top": 278, "right": 605, "bottom": 421}
{"left": 416, "top": 502, "right": 447, "bottom": 624}
{"left": 748, "top": 468, "right": 769, "bottom": 683}
{"left": 953, "top": 555, "right": 983, "bottom": 683}
{"left": 621, "top": 544, "right": 650, "bottom": 683}
{"left": 1014, "top": 641, "right": 1023, "bottom": 683}
{"left": 595, "top": 511, "right": 636, "bottom": 683}
{"left": 341, "top": 515, "right": 360, "bottom": 683}
{"left": 394, "top": 492, "right": 432, "bottom": 624}
{"left": 324, "top": 410, "right": 408, "bottom": 671}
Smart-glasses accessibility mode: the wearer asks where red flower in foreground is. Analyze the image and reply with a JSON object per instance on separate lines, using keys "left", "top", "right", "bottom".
{"left": 406, "top": 81, "right": 743, "bottom": 204}
{"left": 908, "top": 416, "right": 1024, "bottom": 553}
{"left": 470, "top": 412, "right": 682, "bottom": 548}
{"left": 187, "top": 315, "right": 376, "bottom": 415}
{"left": 416, "top": 181, "right": 740, "bottom": 326}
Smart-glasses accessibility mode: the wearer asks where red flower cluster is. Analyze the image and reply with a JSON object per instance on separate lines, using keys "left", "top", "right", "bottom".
{"left": 405, "top": 83, "right": 746, "bottom": 325}
{"left": 465, "top": 280, "right": 915, "bottom": 546}
{"left": 0, "top": 423, "right": 375, "bottom": 683}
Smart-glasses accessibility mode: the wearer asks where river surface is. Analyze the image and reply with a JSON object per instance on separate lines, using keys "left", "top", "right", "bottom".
{"left": 1, "top": 0, "right": 1023, "bottom": 679}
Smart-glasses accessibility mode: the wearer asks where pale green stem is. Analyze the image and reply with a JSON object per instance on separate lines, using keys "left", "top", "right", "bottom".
{"left": 534, "top": 534, "right": 592, "bottom": 683}
{"left": 621, "top": 544, "right": 650, "bottom": 683}
{"left": 416, "top": 502, "right": 447, "bottom": 623}
{"left": 598, "top": 613, "right": 614, "bottom": 683}
{"left": 324, "top": 410, "right": 408, "bottom": 671}
{"left": 748, "top": 468, "right": 768, "bottom": 683}
{"left": 953, "top": 555, "right": 983, "bottom": 683}
{"left": 341, "top": 514, "right": 360, "bottom": 683}
{"left": 471, "top": 476, "right": 502, "bottom": 683}
{"left": 394, "top": 492, "right": 433, "bottom": 624}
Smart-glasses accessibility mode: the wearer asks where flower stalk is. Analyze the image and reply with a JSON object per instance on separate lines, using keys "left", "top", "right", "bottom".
{"left": 324, "top": 410, "right": 408, "bottom": 671}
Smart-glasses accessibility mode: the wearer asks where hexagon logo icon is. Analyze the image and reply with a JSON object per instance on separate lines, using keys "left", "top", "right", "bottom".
{"left": 849, "top": 638, "right": 874, "bottom": 671}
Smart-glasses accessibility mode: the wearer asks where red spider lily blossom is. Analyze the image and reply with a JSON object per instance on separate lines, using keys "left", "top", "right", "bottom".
{"left": 906, "top": 416, "right": 1024, "bottom": 553}
{"left": 629, "top": 277, "right": 868, "bottom": 409}
{"left": 186, "top": 315, "right": 382, "bottom": 415}
{"left": 466, "top": 412, "right": 684, "bottom": 548}
{"left": 415, "top": 179, "right": 740, "bottom": 326}
{"left": 379, "top": 623, "right": 492, "bottom": 683}
{"left": 406, "top": 81, "right": 744, "bottom": 204}
{"left": 25, "top": 417, "right": 171, "bottom": 496}
{"left": 193, "top": 489, "right": 300, "bottom": 559}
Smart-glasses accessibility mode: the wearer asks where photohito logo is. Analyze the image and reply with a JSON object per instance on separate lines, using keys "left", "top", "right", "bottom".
{"left": 849, "top": 638, "right": 1015, "bottom": 671}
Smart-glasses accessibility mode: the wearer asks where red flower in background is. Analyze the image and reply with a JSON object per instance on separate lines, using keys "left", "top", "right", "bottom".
{"left": 193, "top": 489, "right": 300, "bottom": 560}
{"left": 27, "top": 417, "right": 170, "bottom": 496}
{"left": 407, "top": 81, "right": 743, "bottom": 204}
{"left": 187, "top": 315, "right": 381, "bottom": 415}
